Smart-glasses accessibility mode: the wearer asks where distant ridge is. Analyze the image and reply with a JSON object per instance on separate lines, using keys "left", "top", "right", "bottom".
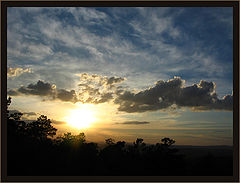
{"left": 173, "top": 145, "right": 233, "bottom": 149}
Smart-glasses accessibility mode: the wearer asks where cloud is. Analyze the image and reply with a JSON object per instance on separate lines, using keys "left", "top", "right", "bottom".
{"left": 192, "top": 94, "right": 233, "bottom": 111}
{"left": 7, "top": 73, "right": 125, "bottom": 105}
{"left": 114, "top": 76, "right": 233, "bottom": 113}
{"left": 7, "top": 76, "right": 233, "bottom": 112}
{"left": 7, "top": 67, "right": 32, "bottom": 77}
{"left": 52, "top": 120, "right": 66, "bottom": 125}
{"left": 8, "top": 80, "right": 78, "bottom": 103}
{"left": 66, "top": 7, "right": 107, "bottom": 22}
{"left": 115, "top": 121, "right": 150, "bottom": 125}
{"left": 77, "top": 73, "right": 125, "bottom": 87}
{"left": 77, "top": 73, "right": 125, "bottom": 104}
{"left": 8, "top": 110, "right": 37, "bottom": 118}
{"left": 106, "top": 76, "right": 125, "bottom": 85}
{"left": 8, "top": 109, "right": 21, "bottom": 114}
{"left": 92, "top": 92, "right": 113, "bottom": 104}
{"left": 7, "top": 7, "right": 233, "bottom": 102}
{"left": 8, "top": 89, "right": 20, "bottom": 96}
{"left": 17, "top": 80, "right": 56, "bottom": 96}
{"left": 56, "top": 89, "right": 78, "bottom": 103}
{"left": 23, "top": 112, "right": 37, "bottom": 116}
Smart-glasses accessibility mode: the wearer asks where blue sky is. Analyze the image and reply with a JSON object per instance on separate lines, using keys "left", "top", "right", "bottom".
{"left": 7, "top": 7, "right": 233, "bottom": 145}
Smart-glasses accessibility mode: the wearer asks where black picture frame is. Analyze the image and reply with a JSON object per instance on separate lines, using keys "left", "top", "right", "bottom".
{"left": 1, "top": 1, "right": 239, "bottom": 182}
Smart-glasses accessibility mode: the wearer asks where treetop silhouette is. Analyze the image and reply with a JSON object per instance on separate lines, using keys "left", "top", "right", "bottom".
{"left": 7, "top": 97, "right": 231, "bottom": 176}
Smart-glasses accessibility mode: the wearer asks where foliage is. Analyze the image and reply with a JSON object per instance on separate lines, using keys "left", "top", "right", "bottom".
{"left": 25, "top": 115, "right": 57, "bottom": 140}
{"left": 161, "top": 137, "right": 175, "bottom": 147}
{"left": 56, "top": 132, "right": 86, "bottom": 147}
{"left": 105, "top": 138, "right": 115, "bottom": 145}
{"left": 6, "top": 97, "right": 232, "bottom": 176}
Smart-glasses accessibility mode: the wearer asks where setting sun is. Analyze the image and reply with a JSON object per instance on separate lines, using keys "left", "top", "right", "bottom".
{"left": 64, "top": 106, "right": 96, "bottom": 129}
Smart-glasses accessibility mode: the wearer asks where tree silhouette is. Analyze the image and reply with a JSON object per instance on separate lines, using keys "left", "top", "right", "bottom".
{"left": 6, "top": 97, "right": 233, "bottom": 176}
{"left": 26, "top": 115, "right": 57, "bottom": 140}
{"left": 134, "top": 138, "right": 144, "bottom": 146}
{"left": 161, "top": 137, "right": 175, "bottom": 147}
{"left": 7, "top": 96, "right": 12, "bottom": 117}
{"left": 131, "top": 138, "right": 146, "bottom": 157}
{"left": 7, "top": 97, "right": 26, "bottom": 137}
{"left": 105, "top": 138, "right": 115, "bottom": 145}
{"left": 56, "top": 132, "right": 86, "bottom": 148}
{"left": 7, "top": 97, "right": 23, "bottom": 121}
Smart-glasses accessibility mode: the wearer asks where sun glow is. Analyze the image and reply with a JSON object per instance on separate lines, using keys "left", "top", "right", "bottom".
{"left": 64, "top": 105, "right": 96, "bottom": 129}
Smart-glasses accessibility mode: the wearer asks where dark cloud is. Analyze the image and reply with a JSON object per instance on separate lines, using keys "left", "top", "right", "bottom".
{"left": 8, "top": 89, "right": 20, "bottom": 96}
{"left": 92, "top": 92, "right": 113, "bottom": 104}
{"left": 114, "top": 77, "right": 233, "bottom": 113}
{"left": 78, "top": 84, "right": 100, "bottom": 96}
{"left": 106, "top": 76, "right": 125, "bottom": 85}
{"left": 9, "top": 110, "right": 36, "bottom": 116}
{"left": 115, "top": 121, "right": 150, "bottom": 125}
{"left": 17, "top": 80, "right": 55, "bottom": 96}
{"left": 8, "top": 80, "right": 78, "bottom": 103}
{"left": 52, "top": 120, "right": 66, "bottom": 125}
{"left": 57, "top": 89, "right": 78, "bottom": 103}
{"left": 81, "top": 92, "right": 113, "bottom": 104}
{"left": 23, "top": 112, "right": 37, "bottom": 116}
{"left": 9, "top": 109, "right": 21, "bottom": 114}
{"left": 18, "top": 119, "right": 35, "bottom": 123}
{"left": 193, "top": 94, "right": 233, "bottom": 111}
{"left": 7, "top": 76, "right": 233, "bottom": 112}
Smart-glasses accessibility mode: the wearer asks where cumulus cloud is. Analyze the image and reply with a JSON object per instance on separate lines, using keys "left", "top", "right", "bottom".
{"left": 56, "top": 89, "right": 78, "bottom": 103}
{"left": 106, "top": 77, "right": 125, "bottom": 85}
{"left": 92, "top": 92, "right": 113, "bottom": 104}
{"left": 7, "top": 76, "right": 233, "bottom": 112}
{"left": 7, "top": 80, "right": 78, "bottom": 103}
{"left": 77, "top": 73, "right": 125, "bottom": 104}
{"left": 17, "top": 80, "right": 56, "bottom": 96}
{"left": 7, "top": 73, "right": 125, "bottom": 105}
{"left": 7, "top": 67, "right": 32, "bottom": 77}
{"left": 115, "top": 121, "right": 150, "bottom": 125}
{"left": 77, "top": 73, "right": 125, "bottom": 87}
{"left": 114, "top": 76, "right": 233, "bottom": 113}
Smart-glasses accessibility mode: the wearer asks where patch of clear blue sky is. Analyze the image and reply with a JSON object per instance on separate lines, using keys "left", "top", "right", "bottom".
{"left": 7, "top": 6, "right": 233, "bottom": 97}
{"left": 7, "top": 7, "right": 233, "bottom": 82}
{"left": 168, "top": 7, "right": 233, "bottom": 80}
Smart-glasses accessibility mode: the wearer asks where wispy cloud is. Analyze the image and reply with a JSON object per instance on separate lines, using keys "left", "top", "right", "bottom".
{"left": 115, "top": 121, "right": 150, "bottom": 125}
{"left": 23, "top": 112, "right": 37, "bottom": 116}
{"left": 7, "top": 7, "right": 233, "bottom": 98}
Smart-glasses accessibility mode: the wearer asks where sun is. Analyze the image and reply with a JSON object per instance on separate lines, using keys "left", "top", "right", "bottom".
{"left": 64, "top": 106, "right": 96, "bottom": 129}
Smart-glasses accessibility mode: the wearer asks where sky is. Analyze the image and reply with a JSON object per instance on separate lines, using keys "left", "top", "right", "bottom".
{"left": 7, "top": 7, "right": 233, "bottom": 145}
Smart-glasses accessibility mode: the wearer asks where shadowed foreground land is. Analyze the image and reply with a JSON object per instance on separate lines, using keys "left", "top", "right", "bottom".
{"left": 7, "top": 98, "right": 233, "bottom": 176}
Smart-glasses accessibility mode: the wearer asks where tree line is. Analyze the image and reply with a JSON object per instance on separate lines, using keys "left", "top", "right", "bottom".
{"left": 6, "top": 97, "right": 232, "bottom": 176}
